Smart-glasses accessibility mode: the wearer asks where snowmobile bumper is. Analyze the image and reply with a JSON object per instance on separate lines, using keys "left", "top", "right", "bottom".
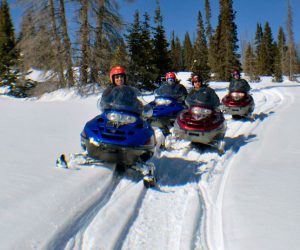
{"left": 173, "top": 120, "right": 226, "bottom": 145}
{"left": 220, "top": 104, "right": 254, "bottom": 116}
{"left": 82, "top": 137, "right": 155, "bottom": 165}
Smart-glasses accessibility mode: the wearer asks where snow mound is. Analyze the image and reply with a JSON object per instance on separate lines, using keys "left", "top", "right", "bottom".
{"left": 37, "top": 88, "right": 83, "bottom": 101}
{"left": 0, "top": 85, "right": 11, "bottom": 94}
{"left": 176, "top": 71, "right": 193, "bottom": 89}
{"left": 26, "top": 68, "right": 54, "bottom": 82}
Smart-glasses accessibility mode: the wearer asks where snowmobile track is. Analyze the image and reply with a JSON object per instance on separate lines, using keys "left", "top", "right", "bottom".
{"left": 45, "top": 171, "right": 123, "bottom": 250}
{"left": 198, "top": 86, "right": 285, "bottom": 249}
{"left": 52, "top": 86, "right": 285, "bottom": 250}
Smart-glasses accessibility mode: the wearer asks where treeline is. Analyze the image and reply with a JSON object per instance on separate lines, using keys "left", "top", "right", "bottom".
{"left": 244, "top": 1, "right": 299, "bottom": 82}
{"left": 0, "top": 0, "right": 299, "bottom": 94}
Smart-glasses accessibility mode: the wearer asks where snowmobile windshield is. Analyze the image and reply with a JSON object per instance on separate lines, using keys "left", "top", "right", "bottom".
{"left": 185, "top": 92, "right": 217, "bottom": 110}
{"left": 154, "top": 83, "right": 185, "bottom": 102}
{"left": 99, "top": 85, "right": 144, "bottom": 115}
{"left": 185, "top": 95, "right": 209, "bottom": 107}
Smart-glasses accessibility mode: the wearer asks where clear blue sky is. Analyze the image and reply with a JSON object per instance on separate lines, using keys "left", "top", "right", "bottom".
{"left": 8, "top": 0, "right": 300, "bottom": 46}
{"left": 119, "top": 0, "right": 300, "bottom": 45}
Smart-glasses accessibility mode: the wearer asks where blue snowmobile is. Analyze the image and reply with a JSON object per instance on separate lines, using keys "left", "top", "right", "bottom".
{"left": 57, "top": 85, "right": 157, "bottom": 187}
{"left": 146, "top": 82, "right": 187, "bottom": 135}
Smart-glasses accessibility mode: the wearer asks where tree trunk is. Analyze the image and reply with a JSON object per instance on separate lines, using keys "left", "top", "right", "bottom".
{"left": 49, "top": 0, "right": 66, "bottom": 87}
{"left": 80, "top": 0, "right": 89, "bottom": 85}
{"left": 59, "top": 0, "right": 74, "bottom": 87}
{"left": 90, "top": 0, "right": 105, "bottom": 83}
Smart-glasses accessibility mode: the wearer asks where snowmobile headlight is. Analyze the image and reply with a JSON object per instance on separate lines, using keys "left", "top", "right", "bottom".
{"left": 230, "top": 92, "right": 245, "bottom": 100}
{"left": 106, "top": 112, "right": 137, "bottom": 124}
{"left": 155, "top": 98, "right": 172, "bottom": 106}
{"left": 191, "top": 107, "right": 212, "bottom": 116}
{"left": 122, "top": 114, "right": 137, "bottom": 124}
{"left": 107, "top": 112, "right": 122, "bottom": 122}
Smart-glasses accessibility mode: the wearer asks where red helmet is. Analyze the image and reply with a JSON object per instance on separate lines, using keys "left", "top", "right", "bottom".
{"left": 232, "top": 70, "right": 240, "bottom": 77}
{"left": 165, "top": 72, "right": 176, "bottom": 79}
{"left": 191, "top": 75, "right": 202, "bottom": 84}
{"left": 110, "top": 66, "right": 126, "bottom": 83}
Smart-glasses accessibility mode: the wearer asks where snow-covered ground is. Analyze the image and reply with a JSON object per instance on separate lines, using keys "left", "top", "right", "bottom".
{"left": 1, "top": 73, "right": 300, "bottom": 250}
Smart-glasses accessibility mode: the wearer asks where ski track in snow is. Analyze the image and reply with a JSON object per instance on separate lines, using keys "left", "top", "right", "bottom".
{"left": 199, "top": 85, "right": 285, "bottom": 250}
{"left": 45, "top": 171, "right": 122, "bottom": 250}
{"left": 51, "top": 85, "right": 285, "bottom": 250}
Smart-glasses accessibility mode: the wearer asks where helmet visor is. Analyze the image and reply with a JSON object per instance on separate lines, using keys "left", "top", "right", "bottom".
{"left": 167, "top": 78, "right": 175, "bottom": 83}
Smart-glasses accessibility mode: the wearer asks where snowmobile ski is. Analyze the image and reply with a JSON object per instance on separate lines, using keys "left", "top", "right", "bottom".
{"left": 56, "top": 154, "right": 69, "bottom": 169}
{"left": 56, "top": 152, "right": 157, "bottom": 188}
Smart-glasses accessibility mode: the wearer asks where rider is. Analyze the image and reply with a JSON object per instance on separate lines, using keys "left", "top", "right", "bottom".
{"left": 100, "top": 66, "right": 144, "bottom": 114}
{"left": 229, "top": 70, "right": 251, "bottom": 93}
{"left": 185, "top": 74, "right": 220, "bottom": 109}
{"left": 154, "top": 72, "right": 188, "bottom": 103}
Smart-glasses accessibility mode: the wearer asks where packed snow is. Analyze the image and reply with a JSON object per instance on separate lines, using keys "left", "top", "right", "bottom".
{"left": 1, "top": 73, "right": 300, "bottom": 250}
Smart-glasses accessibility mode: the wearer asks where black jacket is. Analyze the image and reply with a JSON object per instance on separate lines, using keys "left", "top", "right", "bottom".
{"left": 185, "top": 85, "right": 220, "bottom": 109}
{"left": 154, "top": 82, "right": 188, "bottom": 103}
{"left": 99, "top": 85, "right": 143, "bottom": 114}
{"left": 229, "top": 79, "right": 251, "bottom": 92}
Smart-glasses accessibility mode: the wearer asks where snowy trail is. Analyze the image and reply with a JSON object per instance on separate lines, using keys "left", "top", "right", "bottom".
{"left": 199, "top": 85, "right": 285, "bottom": 250}
{"left": 46, "top": 170, "right": 122, "bottom": 249}
{"left": 1, "top": 81, "right": 295, "bottom": 250}
{"left": 221, "top": 85, "right": 300, "bottom": 250}
{"left": 66, "top": 179, "right": 148, "bottom": 250}
{"left": 60, "top": 85, "right": 283, "bottom": 249}
{"left": 58, "top": 85, "right": 285, "bottom": 250}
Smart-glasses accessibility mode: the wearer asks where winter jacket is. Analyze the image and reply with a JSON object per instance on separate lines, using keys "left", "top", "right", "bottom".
{"left": 185, "top": 85, "right": 220, "bottom": 109}
{"left": 229, "top": 79, "right": 251, "bottom": 93}
{"left": 99, "top": 85, "right": 144, "bottom": 115}
{"left": 154, "top": 82, "right": 188, "bottom": 103}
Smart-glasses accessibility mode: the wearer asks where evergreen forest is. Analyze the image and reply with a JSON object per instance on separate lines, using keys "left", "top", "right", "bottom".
{"left": 0, "top": 0, "right": 299, "bottom": 95}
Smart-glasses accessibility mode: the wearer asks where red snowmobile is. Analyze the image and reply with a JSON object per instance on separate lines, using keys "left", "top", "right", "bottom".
{"left": 173, "top": 103, "right": 226, "bottom": 154}
{"left": 221, "top": 91, "right": 254, "bottom": 119}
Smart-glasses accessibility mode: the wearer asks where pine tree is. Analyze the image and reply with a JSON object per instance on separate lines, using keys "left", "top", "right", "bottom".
{"left": 138, "top": 12, "right": 158, "bottom": 89}
{"left": 89, "top": 0, "right": 123, "bottom": 85}
{"left": 273, "top": 42, "right": 283, "bottom": 82}
{"left": 0, "top": 0, "right": 18, "bottom": 83}
{"left": 260, "top": 22, "right": 275, "bottom": 75}
{"left": 254, "top": 23, "right": 264, "bottom": 75}
{"left": 79, "top": 0, "right": 89, "bottom": 85}
{"left": 110, "top": 41, "right": 128, "bottom": 71}
{"left": 286, "top": 0, "right": 298, "bottom": 80}
{"left": 126, "top": 10, "right": 142, "bottom": 83}
{"left": 17, "top": 11, "right": 35, "bottom": 80}
{"left": 204, "top": 0, "right": 212, "bottom": 40}
{"left": 18, "top": 9, "right": 55, "bottom": 71}
{"left": 277, "top": 27, "right": 288, "bottom": 75}
{"left": 59, "top": 0, "right": 74, "bottom": 87}
{"left": 244, "top": 43, "right": 260, "bottom": 82}
{"left": 208, "top": 24, "right": 221, "bottom": 80}
{"left": 170, "top": 32, "right": 182, "bottom": 71}
{"left": 182, "top": 32, "right": 193, "bottom": 71}
{"left": 152, "top": 2, "right": 171, "bottom": 76}
{"left": 16, "top": 0, "right": 67, "bottom": 88}
{"left": 49, "top": 0, "right": 66, "bottom": 87}
{"left": 126, "top": 11, "right": 158, "bottom": 89}
{"left": 206, "top": 0, "right": 216, "bottom": 74}
{"left": 192, "top": 10, "right": 210, "bottom": 81}
{"left": 210, "top": 0, "right": 240, "bottom": 81}
{"left": 34, "top": 22, "right": 55, "bottom": 69}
